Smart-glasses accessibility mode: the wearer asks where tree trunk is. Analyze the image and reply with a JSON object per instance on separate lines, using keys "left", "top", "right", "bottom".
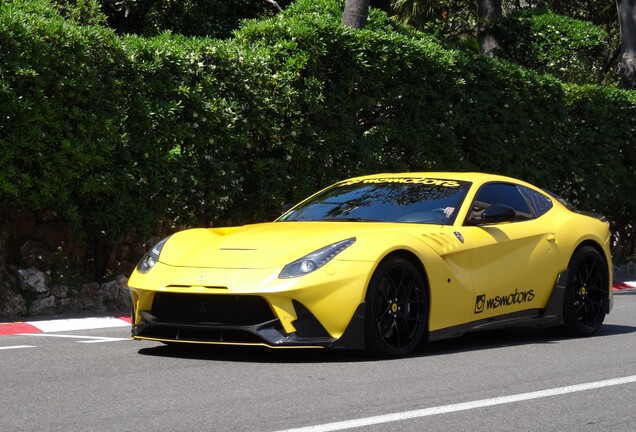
{"left": 342, "top": 0, "right": 371, "bottom": 29}
{"left": 617, "top": 0, "right": 636, "bottom": 89}
{"left": 476, "top": 0, "right": 502, "bottom": 57}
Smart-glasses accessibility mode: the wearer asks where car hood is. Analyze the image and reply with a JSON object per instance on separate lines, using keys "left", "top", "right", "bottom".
{"left": 157, "top": 222, "right": 446, "bottom": 269}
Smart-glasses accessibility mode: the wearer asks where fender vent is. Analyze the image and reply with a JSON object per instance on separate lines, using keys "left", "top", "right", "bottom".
{"left": 421, "top": 232, "right": 462, "bottom": 254}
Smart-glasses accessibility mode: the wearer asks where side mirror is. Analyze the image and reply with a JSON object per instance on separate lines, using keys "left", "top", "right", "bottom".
{"left": 469, "top": 204, "right": 517, "bottom": 225}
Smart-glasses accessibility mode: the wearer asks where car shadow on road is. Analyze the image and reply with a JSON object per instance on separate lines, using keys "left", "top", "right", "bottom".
{"left": 137, "top": 343, "right": 374, "bottom": 363}
{"left": 422, "top": 323, "right": 636, "bottom": 357}
{"left": 136, "top": 322, "right": 636, "bottom": 363}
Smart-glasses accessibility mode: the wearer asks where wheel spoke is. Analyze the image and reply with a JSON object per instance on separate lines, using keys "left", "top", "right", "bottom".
{"left": 574, "top": 301, "right": 586, "bottom": 314}
{"left": 398, "top": 313, "right": 425, "bottom": 328}
{"left": 395, "top": 269, "right": 407, "bottom": 296}
{"left": 584, "top": 301, "right": 596, "bottom": 326}
{"left": 376, "top": 279, "right": 393, "bottom": 317}
{"left": 392, "top": 317, "right": 407, "bottom": 348}
{"left": 376, "top": 301, "right": 391, "bottom": 319}
{"left": 398, "top": 277, "right": 415, "bottom": 300}
{"left": 586, "top": 269, "right": 601, "bottom": 289}
{"left": 586, "top": 296, "right": 604, "bottom": 310}
{"left": 377, "top": 316, "right": 393, "bottom": 338}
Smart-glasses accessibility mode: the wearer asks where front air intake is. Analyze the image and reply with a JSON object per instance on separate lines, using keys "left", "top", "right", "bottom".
{"left": 151, "top": 293, "right": 275, "bottom": 326}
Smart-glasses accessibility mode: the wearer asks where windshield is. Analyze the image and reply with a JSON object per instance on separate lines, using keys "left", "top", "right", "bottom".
{"left": 279, "top": 178, "right": 471, "bottom": 225}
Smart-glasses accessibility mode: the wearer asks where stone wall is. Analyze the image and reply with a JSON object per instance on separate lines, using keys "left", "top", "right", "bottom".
{"left": 0, "top": 267, "right": 130, "bottom": 320}
{"left": 614, "top": 262, "right": 636, "bottom": 281}
{"left": 0, "top": 210, "right": 138, "bottom": 320}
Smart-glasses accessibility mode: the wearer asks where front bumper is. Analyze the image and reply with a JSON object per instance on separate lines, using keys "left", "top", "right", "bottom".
{"left": 132, "top": 294, "right": 367, "bottom": 349}
{"left": 129, "top": 260, "right": 373, "bottom": 349}
{"left": 132, "top": 293, "right": 344, "bottom": 347}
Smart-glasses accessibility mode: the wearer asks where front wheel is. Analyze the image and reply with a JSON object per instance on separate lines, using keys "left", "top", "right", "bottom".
{"left": 562, "top": 246, "right": 609, "bottom": 336}
{"left": 364, "top": 257, "right": 428, "bottom": 357}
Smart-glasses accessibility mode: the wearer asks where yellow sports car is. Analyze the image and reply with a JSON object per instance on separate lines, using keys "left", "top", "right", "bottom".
{"left": 128, "top": 172, "right": 613, "bottom": 357}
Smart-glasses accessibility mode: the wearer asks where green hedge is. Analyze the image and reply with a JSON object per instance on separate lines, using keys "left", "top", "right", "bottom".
{"left": 0, "top": 0, "right": 130, "bottom": 237}
{"left": 1, "top": 0, "right": 635, "bottom": 265}
{"left": 490, "top": 9, "right": 608, "bottom": 85}
{"left": 559, "top": 85, "right": 636, "bottom": 225}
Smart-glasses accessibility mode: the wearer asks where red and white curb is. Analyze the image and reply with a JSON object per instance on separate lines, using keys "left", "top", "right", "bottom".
{"left": 613, "top": 281, "right": 636, "bottom": 290}
{"left": 0, "top": 281, "right": 634, "bottom": 338}
{"left": 0, "top": 315, "right": 131, "bottom": 337}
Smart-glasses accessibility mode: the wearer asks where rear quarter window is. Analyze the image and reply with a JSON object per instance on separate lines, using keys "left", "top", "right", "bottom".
{"left": 519, "top": 186, "right": 553, "bottom": 217}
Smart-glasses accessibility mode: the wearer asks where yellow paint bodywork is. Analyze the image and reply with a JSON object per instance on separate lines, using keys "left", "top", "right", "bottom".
{"left": 128, "top": 172, "right": 613, "bottom": 347}
{"left": 128, "top": 225, "right": 476, "bottom": 337}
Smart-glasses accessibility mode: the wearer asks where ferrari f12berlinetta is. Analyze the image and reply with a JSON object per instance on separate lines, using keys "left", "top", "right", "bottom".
{"left": 128, "top": 173, "right": 613, "bottom": 357}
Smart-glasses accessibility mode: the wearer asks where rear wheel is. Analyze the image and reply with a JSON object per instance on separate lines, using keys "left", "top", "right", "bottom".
{"left": 364, "top": 257, "right": 428, "bottom": 357}
{"left": 562, "top": 246, "right": 609, "bottom": 336}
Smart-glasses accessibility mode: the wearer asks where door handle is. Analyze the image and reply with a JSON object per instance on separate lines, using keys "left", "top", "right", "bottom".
{"left": 546, "top": 234, "right": 557, "bottom": 243}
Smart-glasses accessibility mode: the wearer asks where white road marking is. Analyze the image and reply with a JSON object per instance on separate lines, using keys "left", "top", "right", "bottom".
{"left": 0, "top": 345, "right": 36, "bottom": 350}
{"left": 27, "top": 317, "right": 130, "bottom": 332}
{"left": 18, "top": 334, "right": 129, "bottom": 343}
{"left": 274, "top": 375, "right": 636, "bottom": 432}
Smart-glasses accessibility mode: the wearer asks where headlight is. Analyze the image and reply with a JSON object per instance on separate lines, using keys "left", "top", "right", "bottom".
{"left": 136, "top": 236, "right": 171, "bottom": 274}
{"left": 279, "top": 238, "right": 356, "bottom": 279}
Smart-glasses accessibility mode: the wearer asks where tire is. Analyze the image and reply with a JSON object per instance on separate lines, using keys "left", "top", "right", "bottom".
{"left": 364, "top": 257, "right": 428, "bottom": 357}
{"left": 562, "top": 246, "right": 609, "bottom": 336}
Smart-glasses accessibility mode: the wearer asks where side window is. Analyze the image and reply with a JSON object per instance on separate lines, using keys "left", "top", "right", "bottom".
{"left": 466, "top": 183, "right": 533, "bottom": 222}
{"left": 518, "top": 186, "right": 553, "bottom": 217}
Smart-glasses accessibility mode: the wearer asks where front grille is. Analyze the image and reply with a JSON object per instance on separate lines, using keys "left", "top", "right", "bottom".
{"left": 151, "top": 292, "right": 275, "bottom": 326}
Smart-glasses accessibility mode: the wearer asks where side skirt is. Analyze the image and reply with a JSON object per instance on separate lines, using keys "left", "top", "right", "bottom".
{"left": 428, "top": 270, "right": 568, "bottom": 342}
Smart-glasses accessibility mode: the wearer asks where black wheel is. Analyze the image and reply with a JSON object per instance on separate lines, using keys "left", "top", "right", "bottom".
{"left": 562, "top": 246, "right": 609, "bottom": 336}
{"left": 364, "top": 257, "right": 428, "bottom": 357}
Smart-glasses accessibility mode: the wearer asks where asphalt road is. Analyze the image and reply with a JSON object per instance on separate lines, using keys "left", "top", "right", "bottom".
{"left": 1, "top": 290, "right": 635, "bottom": 432}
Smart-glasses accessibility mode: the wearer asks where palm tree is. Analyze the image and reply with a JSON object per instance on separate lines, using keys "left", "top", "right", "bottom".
{"left": 343, "top": 0, "right": 371, "bottom": 28}
{"left": 476, "top": 0, "right": 502, "bottom": 56}
{"left": 617, "top": 0, "right": 636, "bottom": 88}
{"left": 392, "top": 0, "right": 444, "bottom": 27}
